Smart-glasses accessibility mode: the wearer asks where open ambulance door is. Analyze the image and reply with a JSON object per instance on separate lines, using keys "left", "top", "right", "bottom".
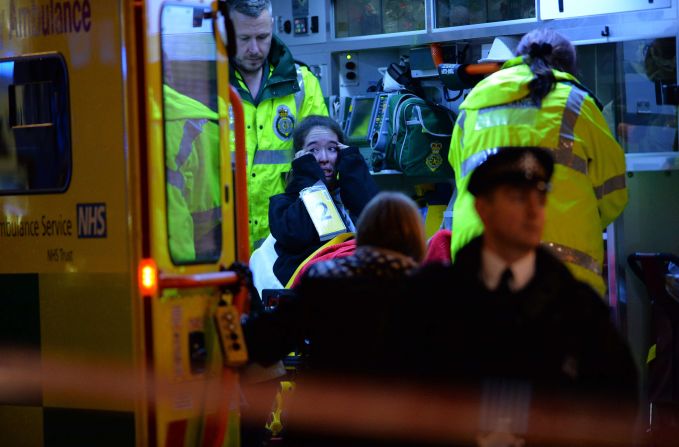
{"left": 140, "top": 1, "right": 249, "bottom": 446}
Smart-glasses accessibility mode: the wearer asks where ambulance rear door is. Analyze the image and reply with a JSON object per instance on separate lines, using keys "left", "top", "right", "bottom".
{"left": 141, "top": 1, "right": 249, "bottom": 446}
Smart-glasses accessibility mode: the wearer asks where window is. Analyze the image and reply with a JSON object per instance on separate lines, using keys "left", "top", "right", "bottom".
{"left": 0, "top": 54, "right": 71, "bottom": 193}
{"left": 577, "top": 37, "right": 678, "bottom": 153}
{"left": 161, "top": 4, "right": 222, "bottom": 264}
{"left": 334, "top": 0, "right": 425, "bottom": 38}
{"left": 435, "top": 0, "right": 536, "bottom": 28}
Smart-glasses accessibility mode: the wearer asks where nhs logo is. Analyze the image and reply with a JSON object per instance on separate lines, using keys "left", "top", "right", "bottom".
{"left": 77, "top": 203, "right": 107, "bottom": 238}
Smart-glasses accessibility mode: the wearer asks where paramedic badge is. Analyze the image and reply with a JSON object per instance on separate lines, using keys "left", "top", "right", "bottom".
{"left": 426, "top": 142, "right": 444, "bottom": 172}
{"left": 274, "top": 105, "right": 295, "bottom": 140}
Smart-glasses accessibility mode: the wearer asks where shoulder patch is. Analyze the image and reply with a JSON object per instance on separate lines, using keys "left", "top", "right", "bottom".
{"left": 273, "top": 105, "right": 295, "bottom": 141}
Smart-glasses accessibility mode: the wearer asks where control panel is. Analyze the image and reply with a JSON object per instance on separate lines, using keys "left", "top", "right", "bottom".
{"left": 272, "top": 0, "right": 326, "bottom": 46}
{"left": 339, "top": 52, "right": 359, "bottom": 87}
{"left": 214, "top": 298, "right": 248, "bottom": 367}
{"left": 370, "top": 93, "right": 392, "bottom": 153}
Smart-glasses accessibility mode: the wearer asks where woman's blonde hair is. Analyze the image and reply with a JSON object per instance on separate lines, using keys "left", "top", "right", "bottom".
{"left": 356, "top": 191, "right": 427, "bottom": 262}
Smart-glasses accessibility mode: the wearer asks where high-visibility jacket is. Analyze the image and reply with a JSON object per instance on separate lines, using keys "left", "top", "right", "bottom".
{"left": 230, "top": 36, "right": 328, "bottom": 249}
{"left": 164, "top": 84, "right": 221, "bottom": 263}
{"left": 448, "top": 57, "right": 628, "bottom": 296}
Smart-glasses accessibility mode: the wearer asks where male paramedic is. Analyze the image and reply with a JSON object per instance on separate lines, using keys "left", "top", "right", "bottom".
{"left": 227, "top": 0, "right": 329, "bottom": 249}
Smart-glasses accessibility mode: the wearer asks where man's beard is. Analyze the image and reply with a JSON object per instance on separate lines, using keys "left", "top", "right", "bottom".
{"left": 235, "top": 56, "right": 264, "bottom": 75}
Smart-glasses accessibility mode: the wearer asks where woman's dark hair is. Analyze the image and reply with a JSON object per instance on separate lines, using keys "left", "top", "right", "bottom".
{"left": 292, "top": 115, "right": 345, "bottom": 152}
{"left": 515, "top": 28, "right": 577, "bottom": 107}
{"left": 356, "top": 192, "right": 426, "bottom": 262}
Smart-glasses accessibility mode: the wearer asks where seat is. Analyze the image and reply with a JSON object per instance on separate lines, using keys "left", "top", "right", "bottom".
{"left": 627, "top": 252, "right": 679, "bottom": 446}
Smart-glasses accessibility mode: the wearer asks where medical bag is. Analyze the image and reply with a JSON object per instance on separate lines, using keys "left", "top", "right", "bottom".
{"left": 370, "top": 92, "right": 455, "bottom": 178}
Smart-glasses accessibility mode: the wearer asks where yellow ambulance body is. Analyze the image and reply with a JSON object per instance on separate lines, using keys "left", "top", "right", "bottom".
{"left": 0, "top": 1, "right": 248, "bottom": 446}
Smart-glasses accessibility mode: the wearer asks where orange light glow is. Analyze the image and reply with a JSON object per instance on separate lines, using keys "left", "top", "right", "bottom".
{"left": 138, "top": 258, "right": 158, "bottom": 296}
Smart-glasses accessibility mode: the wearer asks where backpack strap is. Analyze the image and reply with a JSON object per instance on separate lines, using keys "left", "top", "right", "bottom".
{"left": 390, "top": 92, "right": 417, "bottom": 143}
{"left": 402, "top": 88, "right": 458, "bottom": 123}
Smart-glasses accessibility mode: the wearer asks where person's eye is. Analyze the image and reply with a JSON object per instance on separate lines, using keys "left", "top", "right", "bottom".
{"left": 327, "top": 146, "right": 339, "bottom": 153}
{"left": 306, "top": 147, "right": 319, "bottom": 153}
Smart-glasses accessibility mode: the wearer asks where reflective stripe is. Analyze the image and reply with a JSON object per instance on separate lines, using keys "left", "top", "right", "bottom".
{"left": 476, "top": 99, "right": 539, "bottom": 130}
{"left": 555, "top": 86, "right": 588, "bottom": 175}
{"left": 176, "top": 119, "right": 207, "bottom": 168}
{"left": 478, "top": 97, "right": 535, "bottom": 115}
{"left": 542, "top": 241, "right": 601, "bottom": 276}
{"left": 456, "top": 109, "right": 466, "bottom": 130}
{"left": 295, "top": 64, "right": 305, "bottom": 115}
{"left": 456, "top": 110, "right": 466, "bottom": 152}
{"left": 594, "top": 174, "right": 626, "bottom": 199}
{"left": 166, "top": 168, "right": 185, "bottom": 191}
{"left": 461, "top": 146, "right": 556, "bottom": 178}
{"left": 552, "top": 143, "right": 588, "bottom": 174}
{"left": 192, "top": 208, "right": 222, "bottom": 258}
{"left": 461, "top": 147, "right": 501, "bottom": 177}
{"left": 192, "top": 207, "right": 221, "bottom": 224}
{"left": 460, "top": 85, "right": 591, "bottom": 177}
{"left": 253, "top": 149, "right": 293, "bottom": 165}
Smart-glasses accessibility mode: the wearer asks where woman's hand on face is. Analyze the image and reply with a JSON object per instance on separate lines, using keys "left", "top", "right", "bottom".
{"left": 294, "top": 149, "right": 310, "bottom": 160}
{"left": 295, "top": 143, "right": 347, "bottom": 160}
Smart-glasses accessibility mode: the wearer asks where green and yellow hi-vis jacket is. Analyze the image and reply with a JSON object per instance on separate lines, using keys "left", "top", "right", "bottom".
{"left": 448, "top": 57, "right": 628, "bottom": 296}
{"left": 230, "top": 36, "right": 328, "bottom": 250}
{"left": 164, "top": 84, "right": 221, "bottom": 263}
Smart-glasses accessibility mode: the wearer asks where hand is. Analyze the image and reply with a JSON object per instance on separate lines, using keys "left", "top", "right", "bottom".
{"left": 295, "top": 144, "right": 349, "bottom": 160}
{"left": 294, "top": 149, "right": 310, "bottom": 160}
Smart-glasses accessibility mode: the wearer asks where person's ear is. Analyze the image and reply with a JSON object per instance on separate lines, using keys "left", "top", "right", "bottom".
{"left": 474, "top": 196, "right": 490, "bottom": 225}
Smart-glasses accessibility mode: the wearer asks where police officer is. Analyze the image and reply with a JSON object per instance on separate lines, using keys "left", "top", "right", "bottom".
{"left": 227, "top": 0, "right": 329, "bottom": 250}
{"left": 410, "top": 147, "right": 638, "bottom": 445}
{"left": 448, "top": 28, "right": 628, "bottom": 296}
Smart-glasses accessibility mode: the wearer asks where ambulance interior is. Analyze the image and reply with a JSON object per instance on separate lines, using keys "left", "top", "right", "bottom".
{"left": 267, "top": 0, "right": 679, "bottom": 433}
{"left": 2, "top": 1, "right": 679, "bottom": 445}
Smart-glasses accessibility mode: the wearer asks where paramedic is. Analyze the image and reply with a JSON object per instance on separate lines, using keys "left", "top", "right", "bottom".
{"left": 227, "top": 0, "right": 329, "bottom": 250}
{"left": 448, "top": 28, "right": 628, "bottom": 296}
{"left": 164, "top": 84, "right": 221, "bottom": 263}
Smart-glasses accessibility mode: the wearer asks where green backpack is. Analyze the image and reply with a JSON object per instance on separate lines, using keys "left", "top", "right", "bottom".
{"left": 371, "top": 92, "right": 455, "bottom": 178}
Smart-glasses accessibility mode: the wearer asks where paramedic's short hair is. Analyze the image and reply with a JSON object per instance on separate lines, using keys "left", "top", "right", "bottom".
{"left": 357, "top": 192, "right": 427, "bottom": 263}
{"left": 226, "top": 0, "right": 272, "bottom": 18}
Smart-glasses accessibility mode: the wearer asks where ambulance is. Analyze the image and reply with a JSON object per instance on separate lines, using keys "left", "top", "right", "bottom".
{"left": 0, "top": 1, "right": 249, "bottom": 446}
{"left": 2, "top": 0, "right": 679, "bottom": 445}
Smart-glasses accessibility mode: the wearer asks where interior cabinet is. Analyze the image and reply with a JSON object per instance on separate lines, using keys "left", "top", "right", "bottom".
{"left": 540, "top": 0, "right": 672, "bottom": 20}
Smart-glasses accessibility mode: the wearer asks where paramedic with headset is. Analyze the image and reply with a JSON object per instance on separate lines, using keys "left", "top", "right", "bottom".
{"left": 448, "top": 28, "right": 628, "bottom": 296}
{"left": 226, "top": 0, "right": 329, "bottom": 250}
